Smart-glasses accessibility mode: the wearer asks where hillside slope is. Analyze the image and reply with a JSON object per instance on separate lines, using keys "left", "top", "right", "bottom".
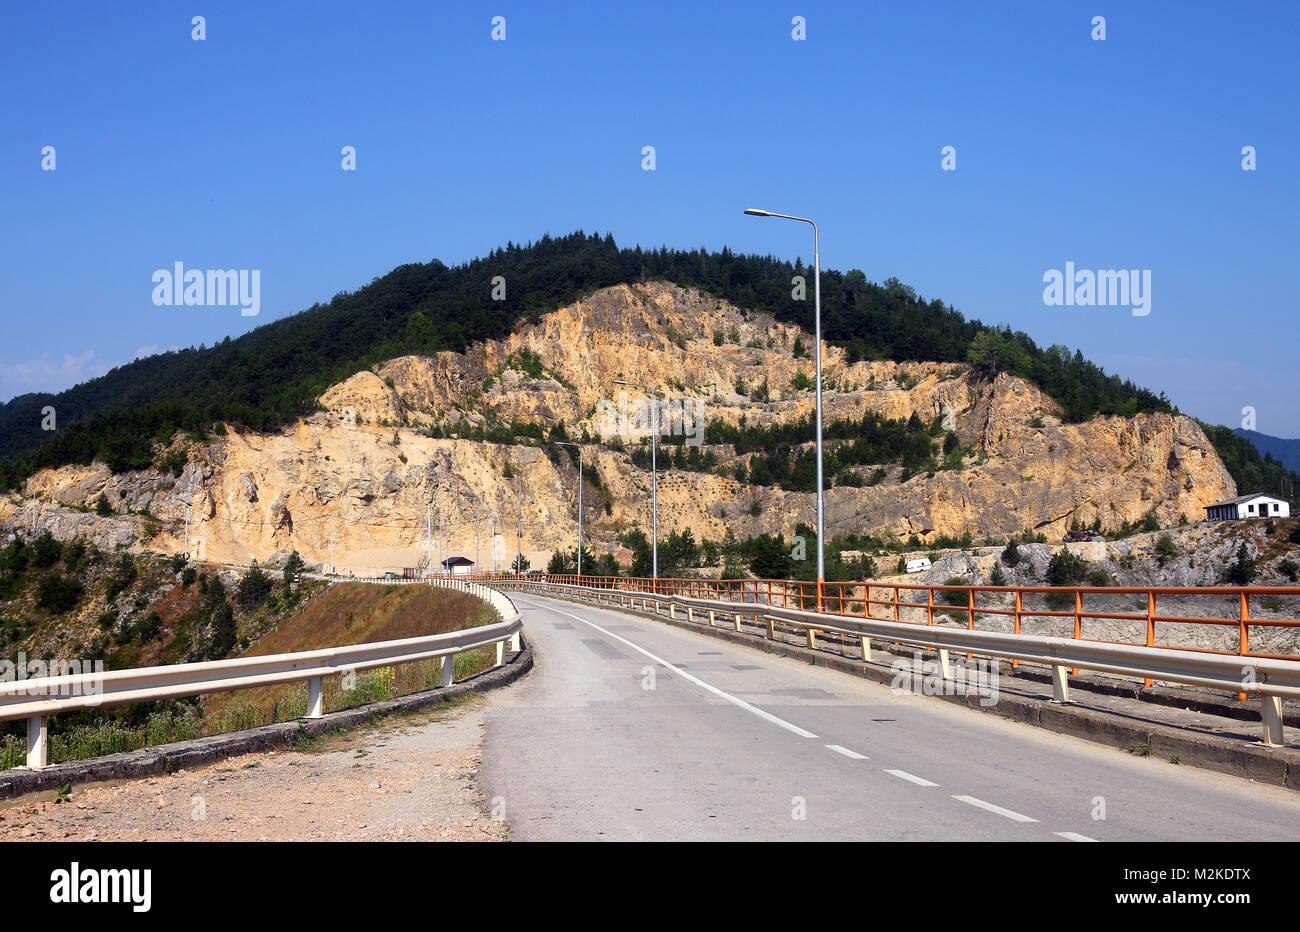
{"left": 0, "top": 233, "right": 1183, "bottom": 488}
{"left": 1, "top": 283, "right": 1236, "bottom": 571}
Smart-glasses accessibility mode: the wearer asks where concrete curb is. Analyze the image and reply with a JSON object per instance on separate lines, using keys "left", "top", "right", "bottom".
{"left": 0, "top": 646, "right": 533, "bottom": 801}
{"left": 544, "top": 590, "right": 1300, "bottom": 792}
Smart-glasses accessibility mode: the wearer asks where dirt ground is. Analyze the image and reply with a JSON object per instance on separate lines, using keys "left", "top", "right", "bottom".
{"left": 0, "top": 695, "right": 507, "bottom": 842}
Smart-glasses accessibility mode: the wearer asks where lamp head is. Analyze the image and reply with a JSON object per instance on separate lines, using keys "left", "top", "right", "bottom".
{"left": 743, "top": 208, "right": 771, "bottom": 217}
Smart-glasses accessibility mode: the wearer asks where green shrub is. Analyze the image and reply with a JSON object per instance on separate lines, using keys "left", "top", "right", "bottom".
{"left": 1046, "top": 548, "right": 1090, "bottom": 587}
{"left": 237, "top": 562, "right": 273, "bottom": 608}
{"left": 1225, "top": 543, "right": 1257, "bottom": 586}
{"left": 31, "top": 530, "right": 62, "bottom": 569}
{"left": 135, "top": 610, "right": 162, "bottom": 642}
{"left": 836, "top": 470, "right": 864, "bottom": 488}
{"left": 940, "top": 577, "right": 968, "bottom": 606}
{"left": 104, "top": 554, "right": 137, "bottom": 602}
{"left": 63, "top": 541, "right": 87, "bottom": 573}
{"left": 37, "top": 573, "right": 84, "bottom": 613}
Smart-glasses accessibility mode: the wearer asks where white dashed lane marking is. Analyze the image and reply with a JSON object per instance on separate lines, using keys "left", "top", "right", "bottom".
{"left": 1055, "top": 831, "right": 1098, "bottom": 842}
{"left": 825, "top": 744, "right": 869, "bottom": 760}
{"left": 953, "top": 795, "right": 1039, "bottom": 823}
{"left": 884, "top": 769, "right": 939, "bottom": 787}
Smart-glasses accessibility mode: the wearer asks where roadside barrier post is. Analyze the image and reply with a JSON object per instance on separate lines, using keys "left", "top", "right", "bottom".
{"left": 1260, "top": 695, "right": 1284, "bottom": 745}
{"left": 1051, "top": 666, "right": 1071, "bottom": 703}
{"left": 26, "top": 716, "right": 47, "bottom": 769}
{"left": 306, "top": 677, "right": 324, "bottom": 719}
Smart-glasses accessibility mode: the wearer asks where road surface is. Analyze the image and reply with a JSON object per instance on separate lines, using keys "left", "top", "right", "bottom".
{"left": 480, "top": 592, "right": 1300, "bottom": 841}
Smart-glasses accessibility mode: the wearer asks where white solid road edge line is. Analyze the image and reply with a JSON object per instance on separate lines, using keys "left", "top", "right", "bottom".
{"left": 532, "top": 601, "right": 821, "bottom": 740}
{"left": 1054, "top": 831, "right": 1099, "bottom": 842}
{"left": 884, "top": 769, "right": 939, "bottom": 787}
{"left": 825, "top": 744, "right": 869, "bottom": 760}
{"left": 952, "top": 795, "right": 1039, "bottom": 823}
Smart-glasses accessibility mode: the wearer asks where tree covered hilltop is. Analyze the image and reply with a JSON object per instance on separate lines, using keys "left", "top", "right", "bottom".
{"left": 0, "top": 231, "right": 1292, "bottom": 499}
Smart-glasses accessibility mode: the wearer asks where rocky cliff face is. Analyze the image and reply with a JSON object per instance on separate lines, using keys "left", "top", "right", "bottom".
{"left": 1, "top": 282, "right": 1236, "bottom": 571}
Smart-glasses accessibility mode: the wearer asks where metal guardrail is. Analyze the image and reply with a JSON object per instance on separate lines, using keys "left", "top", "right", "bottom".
{"left": 491, "top": 578, "right": 1299, "bottom": 746}
{"left": 478, "top": 573, "right": 1300, "bottom": 661}
{"left": 1, "top": 579, "right": 522, "bottom": 770}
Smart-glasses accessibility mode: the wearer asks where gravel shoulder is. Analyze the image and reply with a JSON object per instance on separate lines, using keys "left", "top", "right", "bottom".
{"left": 0, "top": 694, "right": 506, "bottom": 842}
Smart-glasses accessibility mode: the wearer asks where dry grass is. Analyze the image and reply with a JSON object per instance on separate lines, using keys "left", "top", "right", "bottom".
{"left": 204, "top": 583, "right": 498, "bottom": 720}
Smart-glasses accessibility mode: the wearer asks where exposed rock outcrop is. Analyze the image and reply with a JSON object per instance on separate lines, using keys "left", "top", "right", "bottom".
{"left": 0, "top": 282, "right": 1237, "bottom": 571}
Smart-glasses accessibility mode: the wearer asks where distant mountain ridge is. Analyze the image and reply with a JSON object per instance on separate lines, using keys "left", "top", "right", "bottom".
{"left": 1235, "top": 429, "right": 1300, "bottom": 474}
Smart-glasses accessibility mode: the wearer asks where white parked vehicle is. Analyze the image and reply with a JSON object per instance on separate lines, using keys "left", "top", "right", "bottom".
{"left": 905, "top": 557, "right": 932, "bottom": 574}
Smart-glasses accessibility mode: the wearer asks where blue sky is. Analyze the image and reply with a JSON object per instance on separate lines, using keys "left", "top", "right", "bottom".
{"left": 2, "top": 1, "right": 1296, "bottom": 434}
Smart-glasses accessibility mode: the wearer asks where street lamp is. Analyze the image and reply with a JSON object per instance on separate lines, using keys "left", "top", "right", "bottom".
{"left": 744, "top": 207, "right": 826, "bottom": 610}
{"left": 554, "top": 441, "right": 584, "bottom": 580}
{"left": 613, "top": 379, "right": 660, "bottom": 588}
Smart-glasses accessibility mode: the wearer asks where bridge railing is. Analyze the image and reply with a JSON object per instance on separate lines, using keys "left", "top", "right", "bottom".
{"left": 469, "top": 573, "right": 1300, "bottom": 665}
{"left": 484, "top": 576, "right": 1300, "bottom": 746}
{"left": 1, "top": 579, "right": 522, "bottom": 771}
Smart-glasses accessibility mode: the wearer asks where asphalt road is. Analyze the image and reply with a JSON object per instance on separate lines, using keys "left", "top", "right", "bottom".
{"left": 479, "top": 593, "right": 1300, "bottom": 841}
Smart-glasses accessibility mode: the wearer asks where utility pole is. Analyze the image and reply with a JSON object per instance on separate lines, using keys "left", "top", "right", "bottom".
{"left": 182, "top": 499, "right": 192, "bottom": 560}
{"left": 491, "top": 512, "right": 497, "bottom": 575}
{"left": 330, "top": 516, "right": 335, "bottom": 576}
{"left": 475, "top": 509, "right": 481, "bottom": 577}
{"left": 426, "top": 503, "right": 433, "bottom": 579}
{"left": 516, "top": 476, "right": 523, "bottom": 574}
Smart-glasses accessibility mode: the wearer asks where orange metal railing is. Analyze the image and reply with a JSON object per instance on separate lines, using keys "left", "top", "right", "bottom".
{"left": 466, "top": 573, "right": 1300, "bottom": 692}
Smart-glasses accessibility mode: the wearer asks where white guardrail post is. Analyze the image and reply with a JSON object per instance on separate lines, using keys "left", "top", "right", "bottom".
{"left": 307, "top": 677, "right": 324, "bottom": 719}
{"left": 27, "top": 716, "right": 47, "bottom": 769}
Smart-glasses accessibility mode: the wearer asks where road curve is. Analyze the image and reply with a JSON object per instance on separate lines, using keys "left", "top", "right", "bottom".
{"left": 479, "top": 593, "right": 1300, "bottom": 841}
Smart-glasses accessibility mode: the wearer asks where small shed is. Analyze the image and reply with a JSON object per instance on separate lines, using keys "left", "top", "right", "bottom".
{"left": 440, "top": 555, "right": 476, "bottom": 576}
{"left": 1204, "top": 493, "right": 1290, "bottom": 521}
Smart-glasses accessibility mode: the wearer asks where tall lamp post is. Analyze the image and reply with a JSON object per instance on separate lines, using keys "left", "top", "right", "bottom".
{"left": 613, "top": 379, "right": 660, "bottom": 590}
{"left": 744, "top": 207, "right": 825, "bottom": 611}
{"left": 554, "top": 441, "right": 583, "bottom": 580}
